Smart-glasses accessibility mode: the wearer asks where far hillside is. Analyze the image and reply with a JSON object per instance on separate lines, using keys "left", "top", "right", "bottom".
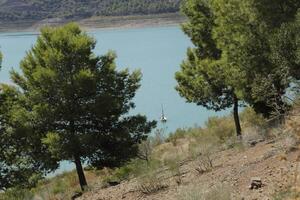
{"left": 0, "top": 0, "right": 181, "bottom": 23}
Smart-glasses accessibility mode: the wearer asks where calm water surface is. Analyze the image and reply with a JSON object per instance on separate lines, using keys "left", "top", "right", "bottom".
{"left": 0, "top": 26, "right": 228, "bottom": 174}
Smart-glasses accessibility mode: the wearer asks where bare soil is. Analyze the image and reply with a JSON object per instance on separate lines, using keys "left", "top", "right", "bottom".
{"left": 79, "top": 137, "right": 299, "bottom": 200}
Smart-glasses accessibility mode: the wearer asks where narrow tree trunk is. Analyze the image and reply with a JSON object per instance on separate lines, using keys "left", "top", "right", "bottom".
{"left": 233, "top": 94, "right": 242, "bottom": 138}
{"left": 74, "top": 154, "right": 87, "bottom": 191}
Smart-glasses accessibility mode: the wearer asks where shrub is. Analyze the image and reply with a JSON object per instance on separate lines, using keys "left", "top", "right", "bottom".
{"left": 166, "top": 128, "right": 188, "bottom": 145}
{"left": 240, "top": 107, "right": 268, "bottom": 129}
{"left": 152, "top": 128, "right": 166, "bottom": 146}
{"left": 135, "top": 158, "right": 167, "bottom": 194}
{"left": 224, "top": 136, "right": 245, "bottom": 151}
{"left": 285, "top": 134, "right": 299, "bottom": 152}
{"left": 137, "top": 139, "right": 153, "bottom": 163}
{"left": 164, "top": 155, "right": 184, "bottom": 185}
{"left": 205, "top": 116, "right": 235, "bottom": 141}
{"left": 31, "top": 171, "right": 83, "bottom": 200}
{"left": 102, "top": 163, "right": 137, "bottom": 185}
{"left": 101, "top": 164, "right": 134, "bottom": 186}
{"left": 0, "top": 188, "right": 33, "bottom": 200}
{"left": 51, "top": 180, "right": 68, "bottom": 195}
{"left": 189, "top": 143, "right": 214, "bottom": 174}
{"left": 137, "top": 172, "right": 168, "bottom": 194}
{"left": 102, "top": 158, "right": 162, "bottom": 188}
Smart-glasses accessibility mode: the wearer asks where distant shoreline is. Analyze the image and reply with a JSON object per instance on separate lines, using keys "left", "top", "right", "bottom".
{"left": 0, "top": 13, "right": 186, "bottom": 33}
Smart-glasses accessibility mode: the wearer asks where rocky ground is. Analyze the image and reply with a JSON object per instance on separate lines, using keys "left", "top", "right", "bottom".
{"left": 78, "top": 136, "right": 299, "bottom": 200}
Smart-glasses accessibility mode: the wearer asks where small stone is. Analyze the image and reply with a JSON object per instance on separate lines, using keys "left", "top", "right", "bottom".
{"left": 108, "top": 180, "right": 120, "bottom": 186}
{"left": 71, "top": 192, "right": 83, "bottom": 200}
{"left": 249, "top": 177, "right": 263, "bottom": 190}
{"left": 249, "top": 140, "right": 258, "bottom": 146}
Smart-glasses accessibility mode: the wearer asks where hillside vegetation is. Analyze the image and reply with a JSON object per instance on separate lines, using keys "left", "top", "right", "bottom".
{"left": 1, "top": 105, "right": 299, "bottom": 200}
{"left": 0, "top": 0, "right": 299, "bottom": 199}
{"left": 0, "top": 0, "right": 181, "bottom": 23}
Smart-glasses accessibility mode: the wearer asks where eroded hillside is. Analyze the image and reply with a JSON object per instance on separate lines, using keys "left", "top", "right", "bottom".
{"left": 76, "top": 106, "right": 300, "bottom": 200}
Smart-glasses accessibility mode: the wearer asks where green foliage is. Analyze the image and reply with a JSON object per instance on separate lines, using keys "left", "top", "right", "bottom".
{"left": 136, "top": 159, "right": 167, "bottom": 194}
{"left": 102, "top": 164, "right": 135, "bottom": 184}
{"left": 205, "top": 116, "right": 235, "bottom": 141}
{"left": 176, "top": 0, "right": 238, "bottom": 113}
{"left": 240, "top": 107, "right": 268, "bottom": 129}
{"left": 176, "top": 0, "right": 245, "bottom": 136}
{"left": 9, "top": 23, "right": 156, "bottom": 190}
{"left": 166, "top": 107, "right": 268, "bottom": 145}
{"left": 0, "top": 188, "right": 33, "bottom": 200}
{"left": 42, "top": 132, "right": 63, "bottom": 160}
{"left": 0, "top": 84, "right": 57, "bottom": 190}
{"left": 175, "top": 49, "right": 234, "bottom": 112}
{"left": 0, "top": 0, "right": 181, "bottom": 23}
{"left": 164, "top": 155, "right": 184, "bottom": 185}
{"left": 177, "top": 0, "right": 300, "bottom": 120}
{"left": 168, "top": 116, "right": 235, "bottom": 142}
{"left": 102, "top": 158, "right": 162, "bottom": 188}
{"left": 31, "top": 171, "right": 83, "bottom": 199}
{"left": 165, "top": 128, "right": 187, "bottom": 145}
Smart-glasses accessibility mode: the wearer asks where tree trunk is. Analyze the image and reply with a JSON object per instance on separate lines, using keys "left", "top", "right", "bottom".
{"left": 74, "top": 154, "right": 88, "bottom": 191}
{"left": 233, "top": 94, "right": 242, "bottom": 138}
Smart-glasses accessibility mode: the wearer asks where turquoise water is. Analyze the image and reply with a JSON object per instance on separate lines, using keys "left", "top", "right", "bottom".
{"left": 0, "top": 26, "right": 228, "bottom": 174}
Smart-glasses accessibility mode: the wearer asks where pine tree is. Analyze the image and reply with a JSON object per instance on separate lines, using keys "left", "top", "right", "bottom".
{"left": 10, "top": 23, "right": 156, "bottom": 190}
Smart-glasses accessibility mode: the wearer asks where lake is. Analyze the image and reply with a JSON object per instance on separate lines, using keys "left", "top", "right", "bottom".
{"left": 0, "top": 26, "right": 228, "bottom": 174}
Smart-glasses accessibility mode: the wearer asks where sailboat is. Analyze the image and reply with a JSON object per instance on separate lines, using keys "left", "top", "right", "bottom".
{"left": 160, "top": 104, "right": 167, "bottom": 123}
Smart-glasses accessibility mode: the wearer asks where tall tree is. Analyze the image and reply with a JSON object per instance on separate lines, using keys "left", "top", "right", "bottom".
{"left": 211, "top": 0, "right": 300, "bottom": 118}
{"left": 11, "top": 23, "right": 156, "bottom": 190}
{"left": 176, "top": 0, "right": 243, "bottom": 136}
{"left": 176, "top": 0, "right": 300, "bottom": 137}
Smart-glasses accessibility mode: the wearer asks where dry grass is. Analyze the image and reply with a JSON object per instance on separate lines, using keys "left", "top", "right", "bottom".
{"left": 137, "top": 173, "right": 168, "bottom": 195}
{"left": 2, "top": 107, "right": 291, "bottom": 200}
{"left": 178, "top": 184, "right": 232, "bottom": 200}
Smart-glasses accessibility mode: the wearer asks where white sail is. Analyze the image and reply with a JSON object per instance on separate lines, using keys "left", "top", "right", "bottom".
{"left": 160, "top": 104, "right": 167, "bottom": 123}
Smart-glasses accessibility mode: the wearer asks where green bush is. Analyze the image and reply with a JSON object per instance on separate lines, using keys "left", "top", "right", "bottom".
{"left": 51, "top": 180, "right": 68, "bottom": 194}
{"left": 102, "top": 158, "right": 162, "bottom": 187}
{"left": 205, "top": 116, "right": 235, "bottom": 141}
{"left": 31, "top": 171, "right": 82, "bottom": 199}
{"left": 163, "top": 155, "right": 184, "bottom": 185}
{"left": 136, "top": 159, "right": 167, "bottom": 194}
{"left": 0, "top": 188, "right": 33, "bottom": 200}
{"left": 240, "top": 107, "right": 268, "bottom": 129}
{"left": 166, "top": 128, "right": 188, "bottom": 144}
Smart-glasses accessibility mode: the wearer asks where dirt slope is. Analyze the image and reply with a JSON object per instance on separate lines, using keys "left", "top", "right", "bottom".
{"left": 79, "top": 137, "right": 299, "bottom": 200}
